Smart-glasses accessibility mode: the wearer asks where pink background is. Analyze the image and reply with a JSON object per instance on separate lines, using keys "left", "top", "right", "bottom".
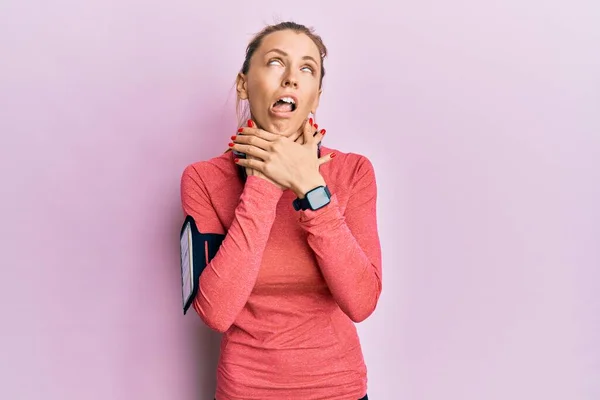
{"left": 1, "top": 1, "right": 598, "bottom": 399}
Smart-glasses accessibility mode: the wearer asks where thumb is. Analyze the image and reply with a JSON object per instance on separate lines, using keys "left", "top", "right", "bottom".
{"left": 318, "top": 152, "right": 336, "bottom": 166}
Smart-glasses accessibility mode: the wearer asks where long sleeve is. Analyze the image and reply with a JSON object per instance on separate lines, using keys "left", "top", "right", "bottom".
{"left": 180, "top": 165, "right": 283, "bottom": 332}
{"left": 297, "top": 155, "right": 382, "bottom": 322}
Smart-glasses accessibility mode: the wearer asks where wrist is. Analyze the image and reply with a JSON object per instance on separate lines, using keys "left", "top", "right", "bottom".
{"left": 292, "top": 173, "right": 327, "bottom": 198}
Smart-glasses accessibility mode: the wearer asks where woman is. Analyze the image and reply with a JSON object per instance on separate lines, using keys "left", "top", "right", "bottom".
{"left": 181, "top": 21, "right": 382, "bottom": 400}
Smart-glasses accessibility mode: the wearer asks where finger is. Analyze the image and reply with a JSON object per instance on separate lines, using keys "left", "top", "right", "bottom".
{"left": 312, "top": 128, "right": 326, "bottom": 147}
{"left": 230, "top": 142, "right": 270, "bottom": 160}
{"left": 302, "top": 117, "right": 316, "bottom": 145}
{"left": 234, "top": 156, "right": 265, "bottom": 171}
{"left": 232, "top": 133, "right": 272, "bottom": 151}
{"left": 311, "top": 117, "right": 321, "bottom": 137}
{"left": 238, "top": 127, "right": 279, "bottom": 142}
{"left": 243, "top": 154, "right": 256, "bottom": 176}
{"left": 317, "top": 152, "right": 336, "bottom": 166}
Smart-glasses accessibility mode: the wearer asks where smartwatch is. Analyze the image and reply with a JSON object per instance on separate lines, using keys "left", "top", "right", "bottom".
{"left": 293, "top": 186, "right": 331, "bottom": 211}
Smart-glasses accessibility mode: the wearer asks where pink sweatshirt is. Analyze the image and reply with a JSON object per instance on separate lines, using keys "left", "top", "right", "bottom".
{"left": 180, "top": 145, "right": 382, "bottom": 400}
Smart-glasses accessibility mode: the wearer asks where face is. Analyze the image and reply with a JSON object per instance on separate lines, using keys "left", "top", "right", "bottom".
{"left": 236, "top": 30, "right": 323, "bottom": 137}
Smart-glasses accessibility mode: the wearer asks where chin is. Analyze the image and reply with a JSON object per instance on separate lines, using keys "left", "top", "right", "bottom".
{"left": 267, "top": 120, "right": 301, "bottom": 137}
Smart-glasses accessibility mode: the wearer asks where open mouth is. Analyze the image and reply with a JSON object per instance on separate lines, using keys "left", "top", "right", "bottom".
{"left": 271, "top": 96, "right": 297, "bottom": 113}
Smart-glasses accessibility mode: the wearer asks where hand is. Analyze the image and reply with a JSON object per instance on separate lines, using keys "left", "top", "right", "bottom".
{"left": 237, "top": 121, "right": 303, "bottom": 189}
{"left": 233, "top": 120, "right": 307, "bottom": 190}
{"left": 231, "top": 118, "right": 335, "bottom": 197}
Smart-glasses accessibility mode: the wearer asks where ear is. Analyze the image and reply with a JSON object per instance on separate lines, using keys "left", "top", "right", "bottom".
{"left": 310, "top": 88, "right": 323, "bottom": 114}
{"left": 236, "top": 73, "right": 248, "bottom": 100}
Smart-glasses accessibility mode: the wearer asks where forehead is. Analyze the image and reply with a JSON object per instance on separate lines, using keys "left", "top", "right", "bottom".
{"left": 257, "top": 30, "right": 321, "bottom": 61}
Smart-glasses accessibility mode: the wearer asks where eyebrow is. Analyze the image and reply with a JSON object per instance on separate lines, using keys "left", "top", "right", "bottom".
{"left": 265, "top": 48, "right": 319, "bottom": 66}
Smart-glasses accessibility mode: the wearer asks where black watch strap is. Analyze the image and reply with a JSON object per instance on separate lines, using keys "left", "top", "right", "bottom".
{"left": 293, "top": 196, "right": 310, "bottom": 211}
{"left": 293, "top": 186, "right": 331, "bottom": 211}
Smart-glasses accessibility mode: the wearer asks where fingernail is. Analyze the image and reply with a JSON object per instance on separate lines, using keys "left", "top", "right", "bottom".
{"left": 314, "top": 123, "right": 318, "bottom": 129}
{"left": 234, "top": 158, "right": 240, "bottom": 163}
{"left": 247, "top": 120, "right": 253, "bottom": 127}
{"left": 228, "top": 143, "right": 234, "bottom": 147}
{"left": 230, "top": 135, "right": 237, "bottom": 140}
{"left": 309, "top": 117, "right": 313, "bottom": 125}
{"left": 330, "top": 152, "right": 336, "bottom": 158}
{"left": 238, "top": 128, "right": 243, "bottom": 133}
{"left": 320, "top": 129, "right": 326, "bottom": 136}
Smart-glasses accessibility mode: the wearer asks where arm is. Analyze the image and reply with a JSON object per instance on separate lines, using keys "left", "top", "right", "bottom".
{"left": 180, "top": 164, "right": 283, "bottom": 332}
{"left": 297, "top": 155, "right": 382, "bottom": 322}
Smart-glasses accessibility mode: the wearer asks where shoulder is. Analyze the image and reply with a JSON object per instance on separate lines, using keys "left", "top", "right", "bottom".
{"left": 320, "top": 146, "right": 377, "bottom": 186}
{"left": 181, "top": 150, "right": 240, "bottom": 196}
{"left": 322, "top": 144, "right": 373, "bottom": 168}
{"left": 181, "top": 151, "right": 236, "bottom": 184}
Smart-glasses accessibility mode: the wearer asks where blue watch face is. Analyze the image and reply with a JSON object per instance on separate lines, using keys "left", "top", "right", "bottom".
{"left": 307, "top": 187, "right": 330, "bottom": 210}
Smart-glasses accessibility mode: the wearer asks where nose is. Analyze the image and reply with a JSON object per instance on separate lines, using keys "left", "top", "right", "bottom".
{"left": 282, "top": 71, "right": 298, "bottom": 88}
